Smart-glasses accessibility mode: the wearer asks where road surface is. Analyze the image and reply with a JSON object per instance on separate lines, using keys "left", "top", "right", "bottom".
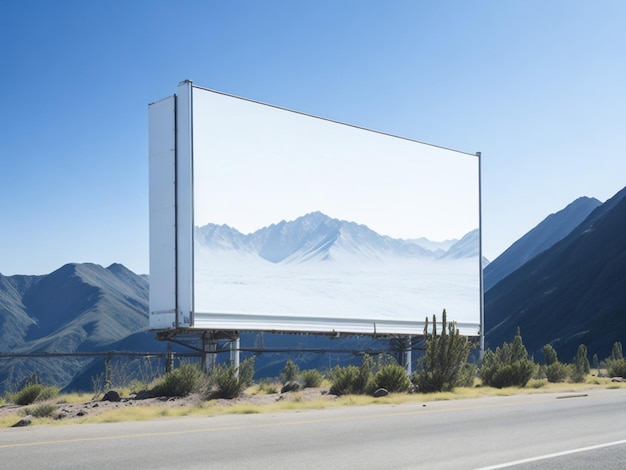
{"left": 2, "top": 389, "right": 626, "bottom": 469}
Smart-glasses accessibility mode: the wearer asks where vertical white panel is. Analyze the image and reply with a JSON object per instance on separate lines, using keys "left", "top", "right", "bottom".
{"left": 148, "top": 96, "right": 176, "bottom": 329}
{"left": 175, "top": 80, "right": 194, "bottom": 327}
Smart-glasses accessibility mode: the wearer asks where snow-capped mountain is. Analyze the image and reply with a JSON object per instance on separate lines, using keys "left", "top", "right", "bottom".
{"left": 408, "top": 237, "right": 458, "bottom": 255}
{"left": 195, "top": 211, "right": 477, "bottom": 263}
{"left": 193, "top": 212, "right": 481, "bottom": 325}
{"left": 438, "top": 229, "right": 480, "bottom": 260}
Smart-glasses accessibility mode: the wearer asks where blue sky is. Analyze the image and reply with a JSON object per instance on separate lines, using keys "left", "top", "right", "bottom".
{"left": 1, "top": 1, "right": 625, "bottom": 275}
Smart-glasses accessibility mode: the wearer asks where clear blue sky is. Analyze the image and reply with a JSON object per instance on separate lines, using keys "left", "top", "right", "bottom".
{"left": 2, "top": 1, "right": 625, "bottom": 275}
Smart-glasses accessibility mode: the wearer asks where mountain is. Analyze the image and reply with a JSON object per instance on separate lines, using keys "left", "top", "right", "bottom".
{"left": 0, "top": 274, "right": 41, "bottom": 351}
{"left": 1, "top": 214, "right": 480, "bottom": 394}
{"left": 409, "top": 237, "right": 458, "bottom": 255}
{"left": 196, "top": 211, "right": 479, "bottom": 262}
{"left": 194, "top": 212, "right": 481, "bottom": 325}
{"left": 438, "top": 229, "right": 480, "bottom": 260}
{"left": 0, "top": 263, "right": 150, "bottom": 394}
{"left": 483, "top": 197, "right": 601, "bottom": 291}
{"left": 485, "top": 186, "right": 626, "bottom": 362}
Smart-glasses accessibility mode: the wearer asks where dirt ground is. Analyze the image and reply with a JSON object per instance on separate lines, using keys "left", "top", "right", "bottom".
{"left": 0, "top": 387, "right": 335, "bottom": 425}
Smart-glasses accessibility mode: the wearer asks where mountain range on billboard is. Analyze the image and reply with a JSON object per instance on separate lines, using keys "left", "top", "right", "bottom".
{"left": 195, "top": 211, "right": 479, "bottom": 262}
{"left": 193, "top": 212, "right": 481, "bottom": 324}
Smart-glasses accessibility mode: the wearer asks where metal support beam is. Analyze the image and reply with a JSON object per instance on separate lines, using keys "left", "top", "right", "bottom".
{"left": 201, "top": 331, "right": 218, "bottom": 373}
{"left": 230, "top": 335, "right": 240, "bottom": 377}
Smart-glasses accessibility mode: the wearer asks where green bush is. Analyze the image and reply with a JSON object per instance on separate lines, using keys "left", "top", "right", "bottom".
{"left": 480, "top": 328, "right": 536, "bottom": 388}
{"left": 571, "top": 344, "right": 590, "bottom": 383}
{"left": 11, "top": 383, "right": 59, "bottom": 406}
{"left": 152, "top": 362, "right": 205, "bottom": 397}
{"left": 355, "top": 355, "right": 374, "bottom": 394}
{"left": 607, "top": 358, "right": 626, "bottom": 378}
{"left": 210, "top": 358, "right": 255, "bottom": 399}
{"left": 300, "top": 369, "right": 323, "bottom": 388}
{"left": 481, "top": 361, "right": 535, "bottom": 388}
{"left": 24, "top": 403, "right": 57, "bottom": 418}
{"left": 413, "top": 310, "right": 472, "bottom": 393}
{"left": 280, "top": 359, "right": 300, "bottom": 385}
{"left": 371, "top": 364, "right": 410, "bottom": 394}
{"left": 329, "top": 365, "right": 360, "bottom": 396}
{"left": 545, "top": 362, "right": 568, "bottom": 383}
{"left": 258, "top": 381, "right": 280, "bottom": 394}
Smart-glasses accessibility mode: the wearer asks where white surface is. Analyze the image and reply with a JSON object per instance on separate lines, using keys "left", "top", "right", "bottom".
{"left": 175, "top": 81, "right": 193, "bottom": 328}
{"left": 148, "top": 95, "right": 176, "bottom": 329}
{"left": 187, "top": 86, "right": 481, "bottom": 334}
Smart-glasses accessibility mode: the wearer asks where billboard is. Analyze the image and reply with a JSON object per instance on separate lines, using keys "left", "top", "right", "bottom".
{"left": 149, "top": 81, "right": 482, "bottom": 336}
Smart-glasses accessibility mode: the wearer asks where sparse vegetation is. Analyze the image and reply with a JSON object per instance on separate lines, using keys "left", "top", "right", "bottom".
{"left": 328, "top": 354, "right": 411, "bottom": 396}
{"left": 10, "top": 383, "right": 59, "bottom": 406}
{"left": 413, "top": 310, "right": 472, "bottom": 393}
{"left": 300, "top": 369, "right": 323, "bottom": 388}
{"left": 571, "top": 344, "right": 591, "bottom": 383}
{"left": 329, "top": 365, "right": 360, "bottom": 396}
{"left": 372, "top": 364, "right": 411, "bottom": 393}
{"left": 480, "top": 328, "right": 536, "bottom": 388}
{"left": 23, "top": 403, "right": 58, "bottom": 418}
{"left": 605, "top": 342, "right": 626, "bottom": 378}
{"left": 541, "top": 344, "right": 568, "bottom": 383}
{"left": 5, "top": 325, "right": 624, "bottom": 429}
{"left": 208, "top": 358, "right": 255, "bottom": 399}
{"left": 280, "top": 359, "right": 300, "bottom": 385}
{"left": 151, "top": 362, "right": 205, "bottom": 397}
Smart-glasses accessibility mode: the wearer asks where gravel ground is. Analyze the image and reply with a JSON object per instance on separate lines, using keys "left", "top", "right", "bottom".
{"left": 0, "top": 387, "right": 335, "bottom": 425}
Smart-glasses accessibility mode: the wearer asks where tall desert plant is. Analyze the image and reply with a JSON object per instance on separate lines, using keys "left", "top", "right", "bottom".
{"left": 413, "top": 309, "right": 471, "bottom": 393}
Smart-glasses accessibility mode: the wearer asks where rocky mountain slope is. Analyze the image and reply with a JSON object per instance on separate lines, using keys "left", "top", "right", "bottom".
{"left": 0, "top": 263, "right": 150, "bottom": 394}
{"left": 485, "top": 186, "right": 626, "bottom": 362}
{"left": 483, "top": 197, "right": 601, "bottom": 291}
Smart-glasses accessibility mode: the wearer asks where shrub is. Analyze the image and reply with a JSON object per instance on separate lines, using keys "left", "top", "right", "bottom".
{"left": 480, "top": 328, "right": 536, "bottom": 388}
{"left": 371, "top": 364, "right": 410, "bottom": 394}
{"left": 545, "top": 362, "right": 568, "bottom": 383}
{"left": 606, "top": 358, "right": 626, "bottom": 378}
{"left": 300, "top": 369, "right": 323, "bottom": 388}
{"left": 329, "top": 365, "right": 360, "bottom": 396}
{"left": 25, "top": 403, "right": 58, "bottom": 418}
{"left": 152, "top": 362, "right": 205, "bottom": 397}
{"left": 209, "top": 358, "right": 255, "bottom": 399}
{"left": 257, "top": 381, "right": 280, "bottom": 394}
{"left": 413, "top": 310, "right": 472, "bottom": 393}
{"left": 543, "top": 344, "right": 558, "bottom": 366}
{"left": 611, "top": 342, "right": 623, "bottom": 361}
{"left": 11, "top": 383, "right": 59, "bottom": 406}
{"left": 457, "top": 363, "right": 478, "bottom": 388}
{"left": 355, "top": 354, "right": 374, "bottom": 394}
{"left": 481, "top": 360, "right": 536, "bottom": 389}
{"left": 571, "top": 344, "right": 590, "bottom": 383}
{"left": 280, "top": 359, "right": 300, "bottom": 385}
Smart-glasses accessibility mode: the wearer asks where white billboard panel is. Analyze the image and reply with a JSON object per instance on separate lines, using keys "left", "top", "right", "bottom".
{"left": 148, "top": 96, "right": 177, "bottom": 329}
{"left": 149, "top": 81, "right": 481, "bottom": 335}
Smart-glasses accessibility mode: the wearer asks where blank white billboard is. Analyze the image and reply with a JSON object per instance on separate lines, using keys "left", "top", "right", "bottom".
{"left": 149, "top": 81, "right": 481, "bottom": 336}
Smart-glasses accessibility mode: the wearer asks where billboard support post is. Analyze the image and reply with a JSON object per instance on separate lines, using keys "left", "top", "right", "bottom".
{"left": 402, "top": 336, "right": 412, "bottom": 376}
{"left": 477, "top": 151, "right": 485, "bottom": 359}
{"left": 230, "top": 336, "right": 240, "bottom": 377}
{"left": 201, "top": 332, "right": 218, "bottom": 373}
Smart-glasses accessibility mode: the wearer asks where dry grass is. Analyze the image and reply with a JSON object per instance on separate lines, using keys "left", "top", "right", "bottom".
{"left": 1, "top": 376, "right": 623, "bottom": 428}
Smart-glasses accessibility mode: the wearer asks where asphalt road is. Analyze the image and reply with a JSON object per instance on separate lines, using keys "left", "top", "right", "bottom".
{"left": 2, "top": 389, "right": 626, "bottom": 469}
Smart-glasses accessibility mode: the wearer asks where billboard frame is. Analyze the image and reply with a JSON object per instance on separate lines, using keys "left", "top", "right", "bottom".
{"left": 149, "top": 80, "right": 483, "bottom": 338}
